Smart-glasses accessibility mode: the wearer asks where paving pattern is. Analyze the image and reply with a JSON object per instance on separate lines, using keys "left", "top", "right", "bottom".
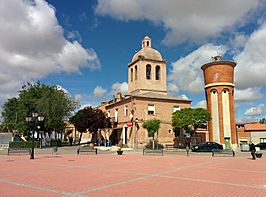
{"left": 1, "top": 152, "right": 266, "bottom": 196}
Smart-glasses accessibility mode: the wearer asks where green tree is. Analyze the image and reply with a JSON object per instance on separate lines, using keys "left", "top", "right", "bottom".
{"left": 172, "top": 108, "right": 211, "bottom": 137}
{"left": 259, "top": 118, "right": 266, "bottom": 124}
{"left": 142, "top": 119, "right": 160, "bottom": 149}
{"left": 2, "top": 83, "right": 77, "bottom": 136}
{"left": 69, "top": 106, "right": 111, "bottom": 144}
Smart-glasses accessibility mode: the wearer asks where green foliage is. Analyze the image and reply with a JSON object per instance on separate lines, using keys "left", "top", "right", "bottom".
{"left": 9, "top": 141, "right": 40, "bottom": 148}
{"left": 142, "top": 119, "right": 160, "bottom": 138}
{"left": 172, "top": 108, "right": 211, "bottom": 135}
{"left": 50, "top": 139, "right": 62, "bottom": 147}
{"left": 1, "top": 82, "right": 77, "bottom": 134}
{"left": 259, "top": 118, "right": 266, "bottom": 124}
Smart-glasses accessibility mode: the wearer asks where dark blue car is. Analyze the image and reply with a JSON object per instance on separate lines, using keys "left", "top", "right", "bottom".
{"left": 255, "top": 143, "right": 266, "bottom": 150}
{"left": 191, "top": 142, "right": 223, "bottom": 152}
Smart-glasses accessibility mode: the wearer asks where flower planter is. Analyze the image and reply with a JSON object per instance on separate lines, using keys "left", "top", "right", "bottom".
{"left": 117, "top": 150, "right": 123, "bottom": 155}
{"left": 255, "top": 153, "right": 263, "bottom": 158}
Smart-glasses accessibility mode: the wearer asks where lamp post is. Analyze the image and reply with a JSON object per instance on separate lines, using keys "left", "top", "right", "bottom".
{"left": 135, "top": 118, "right": 139, "bottom": 149}
{"left": 26, "top": 112, "right": 44, "bottom": 159}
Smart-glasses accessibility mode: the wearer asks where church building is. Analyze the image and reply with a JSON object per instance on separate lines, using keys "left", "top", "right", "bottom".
{"left": 97, "top": 36, "right": 191, "bottom": 148}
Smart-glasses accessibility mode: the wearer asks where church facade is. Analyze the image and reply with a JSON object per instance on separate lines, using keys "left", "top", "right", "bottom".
{"left": 97, "top": 36, "right": 191, "bottom": 148}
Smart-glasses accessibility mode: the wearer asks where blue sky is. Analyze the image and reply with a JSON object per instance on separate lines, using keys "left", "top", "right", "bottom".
{"left": 1, "top": 0, "right": 266, "bottom": 122}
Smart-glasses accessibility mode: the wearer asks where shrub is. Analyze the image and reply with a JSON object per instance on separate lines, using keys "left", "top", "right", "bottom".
{"left": 9, "top": 141, "right": 40, "bottom": 148}
{"left": 50, "top": 139, "right": 62, "bottom": 147}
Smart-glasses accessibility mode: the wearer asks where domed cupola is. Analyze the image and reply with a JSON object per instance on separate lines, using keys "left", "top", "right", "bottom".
{"left": 131, "top": 36, "right": 163, "bottom": 63}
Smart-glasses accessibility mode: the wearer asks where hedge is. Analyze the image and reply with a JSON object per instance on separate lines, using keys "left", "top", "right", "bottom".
{"left": 9, "top": 141, "right": 40, "bottom": 148}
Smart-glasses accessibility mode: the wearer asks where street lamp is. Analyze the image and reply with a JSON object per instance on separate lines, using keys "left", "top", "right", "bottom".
{"left": 134, "top": 118, "right": 139, "bottom": 149}
{"left": 26, "top": 112, "right": 44, "bottom": 159}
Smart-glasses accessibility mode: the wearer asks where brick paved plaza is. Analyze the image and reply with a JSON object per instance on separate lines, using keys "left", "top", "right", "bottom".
{"left": 1, "top": 150, "right": 266, "bottom": 197}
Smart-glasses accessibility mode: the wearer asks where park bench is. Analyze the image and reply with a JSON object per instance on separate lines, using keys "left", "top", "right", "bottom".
{"left": 165, "top": 144, "right": 174, "bottom": 150}
{"left": 143, "top": 148, "right": 163, "bottom": 156}
{"left": 7, "top": 147, "right": 31, "bottom": 155}
{"left": 212, "top": 149, "right": 235, "bottom": 157}
{"left": 77, "top": 146, "right": 97, "bottom": 155}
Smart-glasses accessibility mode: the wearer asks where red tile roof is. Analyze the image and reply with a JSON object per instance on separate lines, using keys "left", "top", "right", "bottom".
{"left": 244, "top": 123, "right": 266, "bottom": 131}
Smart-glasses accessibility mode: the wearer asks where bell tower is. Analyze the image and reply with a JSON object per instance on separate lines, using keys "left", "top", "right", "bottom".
{"left": 201, "top": 56, "right": 237, "bottom": 150}
{"left": 128, "top": 36, "right": 167, "bottom": 95}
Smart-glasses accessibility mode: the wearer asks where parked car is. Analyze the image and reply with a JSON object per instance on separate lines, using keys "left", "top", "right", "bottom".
{"left": 191, "top": 142, "right": 223, "bottom": 152}
{"left": 255, "top": 143, "right": 266, "bottom": 150}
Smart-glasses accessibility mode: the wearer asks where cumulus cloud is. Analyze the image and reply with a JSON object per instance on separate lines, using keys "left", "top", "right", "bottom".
{"left": 235, "top": 88, "right": 263, "bottom": 103}
{"left": 95, "top": 0, "right": 260, "bottom": 45}
{"left": 111, "top": 82, "right": 128, "bottom": 96}
{"left": 244, "top": 104, "right": 265, "bottom": 116}
{"left": 93, "top": 86, "right": 107, "bottom": 98}
{"left": 168, "top": 44, "right": 227, "bottom": 93}
{"left": 228, "top": 32, "right": 249, "bottom": 54}
{"left": 179, "top": 94, "right": 189, "bottom": 100}
{"left": 0, "top": 0, "right": 101, "bottom": 101}
{"left": 194, "top": 100, "right": 206, "bottom": 109}
{"left": 234, "top": 22, "right": 266, "bottom": 89}
{"left": 167, "top": 82, "right": 179, "bottom": 95}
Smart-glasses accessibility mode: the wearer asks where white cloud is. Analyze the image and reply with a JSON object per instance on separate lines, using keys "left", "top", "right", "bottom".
{"left": 168, "top": 44, "right": 227, "bottom": 93}
{"left": 244, "top": 104, "right": 265, "bottom": 116}
{"left": 95, "top": 0, "right": 260, "bottom": 45}
{"left": 234, "top": 22, "right": 266, "bottom": 89}
{"left": 111, "top": 82, "right": 128, "bottom": 96}
{"left": 79, "top": 103, "right": 94, "bottom": 110}
{"left": 93, "top": 86, "right": 107, "bottom": 98}
{"left": 0, "top": 0, "right": 101, "bottom": 102}
{"left": 180, "top": 94, "right": 189, "bottom": 100}
{"left": 167, "top": 82, "right": 179, "bottom": 95}
{"left": 194, "top": 100, "right": 206, "bottom": 109}
{"left": 235, "top": 88, "right": 263, "bottom": 103}
{"left": 228, "top": 32, "right": 249, "bottom": 54}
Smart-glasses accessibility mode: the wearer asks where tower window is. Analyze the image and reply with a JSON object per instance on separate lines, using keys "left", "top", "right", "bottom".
{"left": 146, "top": 64, "right": 151, "bottom": 80}
{"left": 131, "top": 68, "right": 133, "bottom": 82}
{"left": 147, "top": 41, "right": 149, "bottom": 46}
{"left": 156, "top": 65, "right": 160, "bottom": 80}
{"left": 135, "top": 65, "right": 137, "bottom": 80}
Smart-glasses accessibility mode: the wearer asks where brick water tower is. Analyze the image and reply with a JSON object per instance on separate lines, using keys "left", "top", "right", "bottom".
{"left": 201, "top": 56, "right": 237, "bottom": 150}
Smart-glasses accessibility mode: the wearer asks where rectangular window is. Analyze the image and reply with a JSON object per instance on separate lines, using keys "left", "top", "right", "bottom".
{"left": 260, "top": 138, "right": 266, "bottom": 143}
{"left": 148, "top": 104, "right": 155, "bottom": 115}
{"left": 114, "top": 108, "right": 118, "bottom": 122}
{"left": 124, "top": 105, "right": 128, "bottom": 116}
{"left": 173, "top": 105, "right": 180, "bottom": 112}
{"left": 107, "top": 111, "right": 110, "bottom": 117}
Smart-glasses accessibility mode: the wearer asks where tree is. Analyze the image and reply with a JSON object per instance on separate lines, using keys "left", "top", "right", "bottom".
{"left": 172, "top": 108, "right": 211, "bottom": 139}
{"left": 142, "top": 119, "right": 160, "bottom": 149}
{"left": 2, "top": 83, "right": 77, "bottom": 137}
{"left": 259, "top": 118, "right": 266, "bottom": 124}
{"left": 69, "top": 106, "right": 111, "bottom": 144}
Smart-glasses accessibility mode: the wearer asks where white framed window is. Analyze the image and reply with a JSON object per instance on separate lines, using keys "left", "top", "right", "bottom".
{"left": 173, "top": 105, "right": 180, "bottom": 112}
{"left": 148, "top": 104, "right": 155, "bottom": 115}
{"left": 124, "top": 105, "right": 128, "bottom": 116}
{"left": 114, "top": 108, "right": 118, "bottom": 122}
